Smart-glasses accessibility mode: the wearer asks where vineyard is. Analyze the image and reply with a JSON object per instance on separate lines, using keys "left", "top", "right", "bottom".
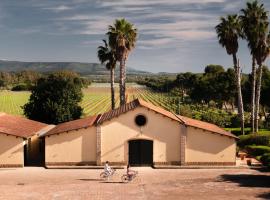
{"left": 0, "top": 83, "right": 180, "bottom": 117}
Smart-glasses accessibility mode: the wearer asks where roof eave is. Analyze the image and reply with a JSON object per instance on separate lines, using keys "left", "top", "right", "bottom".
{"left": 187, "top": 125, "right": 239, "bottom": 139}
{"left": 0, "top": 131, "right": 27, "bottom": 139}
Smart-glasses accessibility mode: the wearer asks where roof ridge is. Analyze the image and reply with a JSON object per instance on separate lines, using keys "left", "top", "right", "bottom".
{"left": 37, "top": 125, "right": 56, "bottom": 137}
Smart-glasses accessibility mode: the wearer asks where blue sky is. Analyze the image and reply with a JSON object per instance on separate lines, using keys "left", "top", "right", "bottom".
{"left": 0, "top": 0, "right": 270, "bottom": 73}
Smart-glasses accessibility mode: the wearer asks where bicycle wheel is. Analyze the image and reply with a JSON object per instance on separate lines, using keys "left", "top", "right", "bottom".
{"left": 121, "top": 174, "right": 129, "bottom": 183}
{"left": 100, "top": 172, "right": 107, "bottom": 179}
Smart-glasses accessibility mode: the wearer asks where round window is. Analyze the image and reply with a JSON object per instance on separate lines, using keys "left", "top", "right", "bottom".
{"left": 135, "top": 115, "right": 147, "bottom": 126}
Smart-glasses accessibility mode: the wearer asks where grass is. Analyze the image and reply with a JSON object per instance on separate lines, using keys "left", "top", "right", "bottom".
{"left": 225, "top": 127, "right": 270, "bottom": 135}
{"left": 0, "top": 84, "right": 180, "bottom": 117}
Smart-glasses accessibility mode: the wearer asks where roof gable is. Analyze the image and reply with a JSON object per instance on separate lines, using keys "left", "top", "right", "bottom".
{"left": 97, "top": 99, "right": 237, "bottom": 139}
{"left": 38, "top": 98, "right": 237, "bottom": 139}
{"left": 97, "top": 98, "right": 182, "bottom": 124}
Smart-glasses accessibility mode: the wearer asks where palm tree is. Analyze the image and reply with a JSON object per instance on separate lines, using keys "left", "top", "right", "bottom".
{"left": 240, "top": 0, "right": 269, "bottom": 132}
{"left": 254, "top": 32, "right": 270, "bottom": 132}
{"left": 107, "top": 18, "right": 137, "bottom": 105}
{"left": 97, "top": 39, "right": 117, "bottom": 110}
{"left": 216, "top": 15, "right": 245, "bottom": 135}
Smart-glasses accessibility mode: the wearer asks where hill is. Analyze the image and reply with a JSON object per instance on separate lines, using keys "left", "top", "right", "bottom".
{"left": 0, "top": 60, "right": 151, "bottom": 75}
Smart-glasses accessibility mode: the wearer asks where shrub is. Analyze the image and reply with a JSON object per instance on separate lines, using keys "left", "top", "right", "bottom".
{"left": 238, "top": 133, "right": 270, "bottom": 148}
{"left": 264, "top": 116, "right": 270, "bottom": 129}
{"left": 230, "top": 113, "right": 250, "bottom": 129}
{"left": 260, "top": 153, "right": 270, "bottom": 167}
{"left": 245, "top": 145, "right": 270, "bottom": 157}
{"left": 200, "top": 110, "right": 232, "bottom": 127}
{"left": 11, "top": 84, "right": 31, "bottom": 91}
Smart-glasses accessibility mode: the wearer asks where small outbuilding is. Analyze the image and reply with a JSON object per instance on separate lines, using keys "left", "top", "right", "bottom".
{"left": 0, "top": 113, "right": 52, "bottom": 167}
{"left": 43, "top": 99, "right": 238, "bottom": 167}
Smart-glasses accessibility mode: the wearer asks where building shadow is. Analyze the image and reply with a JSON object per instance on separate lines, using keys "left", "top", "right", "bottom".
{"left": 257, "top": 193, "right": 270, "bottom": 199}
{"left": 220, "top": 174, "right": 270, "bottom": 199}
{"left": 220, "top": 174, "right": 270, "bottom": 188}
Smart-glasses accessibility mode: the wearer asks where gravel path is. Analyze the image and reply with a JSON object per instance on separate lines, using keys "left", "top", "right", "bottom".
{"left": 0, "top": 167, "right": 269, "bottom": 200}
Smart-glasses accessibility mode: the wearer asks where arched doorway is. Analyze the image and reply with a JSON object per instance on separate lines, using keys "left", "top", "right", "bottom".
{"left": 128, "top": 139, "right": 153, "bottom": 166}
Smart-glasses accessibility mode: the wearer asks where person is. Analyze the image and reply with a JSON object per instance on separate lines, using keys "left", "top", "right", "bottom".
{"left": 127, "top": 164, "right": 136, "bottom": 179}
{"left": 104, "top": 161, "right": 112, "bottom": 176}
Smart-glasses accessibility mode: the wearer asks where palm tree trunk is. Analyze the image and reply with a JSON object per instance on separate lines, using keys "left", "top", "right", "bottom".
{"left": 233, "top": 54, "right": 245, "bottom": 135}
{"left": 255, "top": 64, "right": 263, "bottom": 133}
{"left": 110, "top": 67, "right": 115, "bottom": 110}
{"left": 119, "top": 58, "right": 126, "bottom": 105}
{"left": 251, "top": 57, "right": 256, "bottom": 133}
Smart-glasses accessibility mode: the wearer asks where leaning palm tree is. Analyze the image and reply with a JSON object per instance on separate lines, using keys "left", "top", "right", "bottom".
{"left": 216, "top": 14, "right": 245, "bottom": 135}
{"left": 97, "top": 39, "right": 117, "bottom": 110}
{"left": 240, "top": 0, "right": 269, "bottom": 132}
{"left": 107, "top": 18, "right": 137, "bottom": 105}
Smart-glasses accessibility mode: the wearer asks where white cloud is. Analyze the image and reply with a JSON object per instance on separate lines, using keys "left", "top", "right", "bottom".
{"left": 137, "top": 38, "right": 175, "bottom": 49}
{"left": 99, "top": 0, "right": 226, "bottom": 7}
{"left": 43, "top": 5, "right": 73, "bottom": 12}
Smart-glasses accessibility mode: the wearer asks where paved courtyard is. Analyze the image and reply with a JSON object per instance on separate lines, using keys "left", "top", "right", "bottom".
{"left": 0, "top": 167, "right": 269, "bottom": 200}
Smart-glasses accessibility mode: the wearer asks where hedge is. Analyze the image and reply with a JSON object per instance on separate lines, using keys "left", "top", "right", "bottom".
{"left": 260, "top": 153, "right": 270, "bottom": 167}
{"left": 245, "top": 145, "right": 270, "bottom": 157}
{"left": 238, "top": 133, "right": 270, "bottom": 148}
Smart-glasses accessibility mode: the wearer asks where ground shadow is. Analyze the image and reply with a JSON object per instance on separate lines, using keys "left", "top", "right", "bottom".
{"left": 220, "top": 174, "right": 270, "bottom": 199}
{"left": 101, "top": 181, "right": 126, "bottom": 184}
{"left": 257, "top": 192, "right": 270, "bottom": 199}
{"left": 254, "top": 167, "right": 270, "bottom": 173}
{"left": 220, "top": 174, "right": 270, "bottom": 188}
{"left": 78, "top": 178, "right": 102, "bottom": 181}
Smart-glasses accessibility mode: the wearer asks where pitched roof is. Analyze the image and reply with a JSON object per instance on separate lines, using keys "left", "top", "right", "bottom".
{"left": 178, "top": 115, "right": 238, "bottom": 139}
{"left": 97, "top": 98, "right": 181, "bottom": 124}
{"left": 40, "top": 98, "right": 237, "bottom": 139}
{"left": 0, "top": 113, "right": 49, "bottom": 138}
{"left": 43, "top": 115, "right": 98, "bottom": 136}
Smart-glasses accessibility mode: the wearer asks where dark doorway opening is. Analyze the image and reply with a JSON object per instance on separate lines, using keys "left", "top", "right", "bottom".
{"left": 129, "top": 140, "right": 153, "bottom": 166}
{"left": 24, "top": 138, "right": 45, "bottom": 167}
{"left": 39, "top": 138, "right": 45, "bottom": 166}
{"left": 23, "top": 142, "right": 28, "bottom": 166}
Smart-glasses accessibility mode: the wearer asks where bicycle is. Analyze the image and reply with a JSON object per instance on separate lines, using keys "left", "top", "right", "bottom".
{"left": 121, "top": 170, "right": 138, "bottom": 183}
{"left": 100, "top": 168, "right": 116, "bottom": 180}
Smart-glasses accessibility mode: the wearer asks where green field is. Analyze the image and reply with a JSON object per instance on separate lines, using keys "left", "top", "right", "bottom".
{"left": 0, "top": 83, "right": 180, "bottom": 117}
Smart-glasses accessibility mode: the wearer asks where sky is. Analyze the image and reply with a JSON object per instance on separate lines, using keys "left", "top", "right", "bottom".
{"left": 0, "top": 0, "right": 270, "bottom": 73}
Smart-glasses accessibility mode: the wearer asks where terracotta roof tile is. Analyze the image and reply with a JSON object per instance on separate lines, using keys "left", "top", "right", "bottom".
{"left": 44, "top": 115, "right": 98, "bottom": 136}
{"left": 178, "top": 115, "right": 238, "bottom": 139}
{"left": 97, "top": 99, "right": 181, "bottom": 124}
{"left": 97, "top": 99, "right": 237, "bottom": 139}
{"left": 0, "top": 113, "right": 49, "bottom": 138}
{"left": 137, "top": 99, "right": 182, "bottom": 122}
{"left": 39, "top": 99, "right": 238, "bottom": 139}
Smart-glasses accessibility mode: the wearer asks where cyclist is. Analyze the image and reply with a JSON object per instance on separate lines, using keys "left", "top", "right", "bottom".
{"left": 126, "top": 164, "right": 136, "bottom": 179}
{"left": 104, "top": 161, "right": 113, "bottom": 176}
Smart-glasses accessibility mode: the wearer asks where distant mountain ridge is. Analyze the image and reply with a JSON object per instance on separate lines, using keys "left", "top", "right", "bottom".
{"left": 0, "top": 60, "right": 151, "bottom": 75}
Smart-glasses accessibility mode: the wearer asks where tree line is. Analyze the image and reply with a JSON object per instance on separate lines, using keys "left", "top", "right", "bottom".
{"left": 216, "top": 0, "right": 270, "bottom": 134}
{"left": 138, "top": 64, "right": 270, "bottom": 129}
{"left": 0, "top": 70, "right": 41, "bottom": 90}
{"left": 0, "top": 70, "right": 91, "bottom": 90}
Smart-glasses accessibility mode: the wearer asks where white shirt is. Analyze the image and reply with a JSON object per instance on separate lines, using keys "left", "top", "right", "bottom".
{"left": 104, "top": 163, "right": 111, "bottom": 173}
